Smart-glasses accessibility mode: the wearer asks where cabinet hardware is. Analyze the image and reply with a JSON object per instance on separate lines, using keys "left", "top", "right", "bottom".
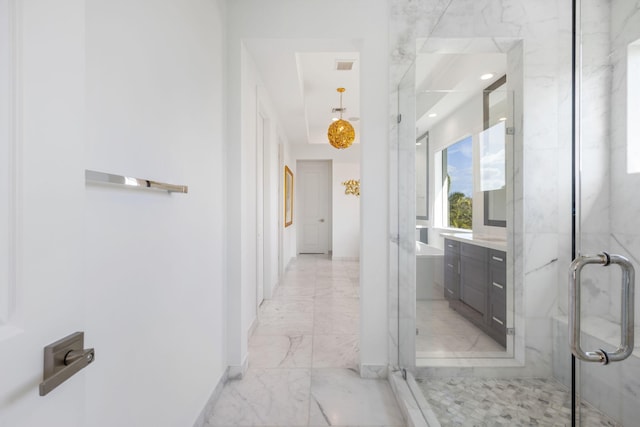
{"left": 492, "top": 282, "right": 504, "bottom": 289}
{"left": 492, "top": 316, "right": 504, "bottom": 325}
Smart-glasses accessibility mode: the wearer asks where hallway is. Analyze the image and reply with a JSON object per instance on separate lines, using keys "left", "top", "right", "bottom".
{"left": 203, "top": 255, "right": 404, "bottom": 426}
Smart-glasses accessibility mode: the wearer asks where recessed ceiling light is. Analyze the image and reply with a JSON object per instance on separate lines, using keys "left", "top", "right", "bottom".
{"left": 480, "top": 73, "right": 494, "bottom": 80}
{"left": 428, "top": 113, "right": 437, "bottom": 118}
{"left": 416, "top": 142, "right": 422, "bottom": 146}
{"left": 499, "top": 117, "right": 507, "bottom": 121}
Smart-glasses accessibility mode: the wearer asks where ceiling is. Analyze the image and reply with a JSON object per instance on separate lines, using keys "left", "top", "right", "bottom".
{"left": 244, "top": 39, "right": 360, "bottom": 146}
{"left": 244, "top": 38, "right": 506, "bottom": 146}
{"left": 415, "top": 53, "right": 507, "bottom": 135}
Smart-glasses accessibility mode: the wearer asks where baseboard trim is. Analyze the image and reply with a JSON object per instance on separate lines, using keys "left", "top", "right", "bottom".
{"left": 359, "top": 364, "right": 388, "bottom": 379}
{"left": 192, "top": 367, "right": 229, "bottom": 427}
{"left": 331, "top": 256, "right": 360, "bottom": 261}
{"left": 228, "top": 353, "right": 249, "bottom": 380}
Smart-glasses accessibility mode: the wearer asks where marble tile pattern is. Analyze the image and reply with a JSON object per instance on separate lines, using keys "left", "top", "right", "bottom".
{"left": 204, "top": 255, "right": 405, "bottom": 427}
{"left": 416, "top": 300, "right": 505, "bottom": 358}
{"left": 416, "top": 377, "right": 619, "bottom": 426}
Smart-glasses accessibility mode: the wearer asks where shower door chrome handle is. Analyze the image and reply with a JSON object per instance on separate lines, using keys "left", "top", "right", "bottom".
{"left": 569, "top": 253, "right": 635, "bottom": 364}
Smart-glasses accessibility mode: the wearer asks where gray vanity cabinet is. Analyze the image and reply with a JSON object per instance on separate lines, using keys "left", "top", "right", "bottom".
{"left": 443, "top": 238, "right": 507, "bottom": 347}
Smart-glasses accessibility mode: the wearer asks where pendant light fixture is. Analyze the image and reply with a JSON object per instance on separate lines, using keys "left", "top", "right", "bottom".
{"left": 327, "top": 87, "right": 355, "bottom": 149}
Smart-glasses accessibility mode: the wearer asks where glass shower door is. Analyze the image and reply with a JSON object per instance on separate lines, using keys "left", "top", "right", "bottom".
{"left": 573, "top": 0, "right": 640, "bottom": 425}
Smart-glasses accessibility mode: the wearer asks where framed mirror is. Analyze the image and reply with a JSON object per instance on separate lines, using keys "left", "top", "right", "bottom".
{"left": 284, "top": 165, "right": 293, "bottom": 227}
{"left": 482, "top": 75, "right": 507, "bottom": 227}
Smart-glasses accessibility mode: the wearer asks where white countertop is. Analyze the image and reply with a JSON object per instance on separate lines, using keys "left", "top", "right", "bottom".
{"left": 440, "top": 232, "right": 507, "bottom": 251}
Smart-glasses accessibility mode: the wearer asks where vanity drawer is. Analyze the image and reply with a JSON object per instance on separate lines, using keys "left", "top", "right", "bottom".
{"left": 461, "top": 242, "right": 487, "bottom": 262}
{"left": 444, "top": 239, "right": 460, "bottom": 254}
{"left": 489, "top": 249, "right": 507, "bottom": 267}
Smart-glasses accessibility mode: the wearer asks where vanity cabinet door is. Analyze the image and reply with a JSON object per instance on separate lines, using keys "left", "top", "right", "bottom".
{"left": 489, "top": 250, "right": 507, "bottom": 346}
{"left": 443, "top": 239, "right": 460, "bottom": 300}
{"left": 460, "top": 253, "right": 488, "bottom": 315}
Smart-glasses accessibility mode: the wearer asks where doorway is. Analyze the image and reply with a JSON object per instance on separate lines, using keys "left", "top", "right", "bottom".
{"left": 296, "top": 160, "right": 332, "bottom": 255}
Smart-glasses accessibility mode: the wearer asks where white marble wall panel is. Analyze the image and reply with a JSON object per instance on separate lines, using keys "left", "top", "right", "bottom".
{"left": 389, "top": 0, "right": 572, "bottom": 379}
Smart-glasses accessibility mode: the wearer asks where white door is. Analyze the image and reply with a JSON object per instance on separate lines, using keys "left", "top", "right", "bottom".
{"left": 0, "top": 2, "right": 88, "bottom": 425}
{"left": 298, "top": 161, "right": 331, "bottom": 254}
{"left": 256, "top": 111, "right": 265, "bottom": 306}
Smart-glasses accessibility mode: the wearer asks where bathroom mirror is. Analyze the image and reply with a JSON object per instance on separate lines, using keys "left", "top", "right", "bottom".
{"left": 482, "top": 76, "right": 507, "bottom": 227}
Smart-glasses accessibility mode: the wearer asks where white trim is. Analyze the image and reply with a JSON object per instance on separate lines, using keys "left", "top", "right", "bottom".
{"left": 359, "top": 364, "right": 387, "bottom": 379}
{"left": 331, "top": 256, "right": 360, "bottom": 261}
{"left": 228, "top": 354, "right": 249, "bottom": 380}
{"left": 388, "top": 370, "right": 439, "bottom": 427}
{"left": 192, "top": 367, "right": 230, "bottom": 427}
{"left": 0, "top": 0, "right": 19, "bottom": 328}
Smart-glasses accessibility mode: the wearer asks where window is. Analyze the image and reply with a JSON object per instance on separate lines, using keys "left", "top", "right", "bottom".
{"left": 442, "top": 136, "right": 473, "bottom": 229}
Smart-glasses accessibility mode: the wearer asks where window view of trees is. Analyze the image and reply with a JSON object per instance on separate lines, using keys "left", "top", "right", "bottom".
{"left": 443, "top": 136, "right": 473, "bottom": 229}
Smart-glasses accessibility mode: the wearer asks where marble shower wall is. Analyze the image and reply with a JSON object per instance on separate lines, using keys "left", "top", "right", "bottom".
{"left": 609, "top": 0, "right": 640, "bottom": 331}
{"left": 389, "top": 0, "right": 573, "bottom": 376}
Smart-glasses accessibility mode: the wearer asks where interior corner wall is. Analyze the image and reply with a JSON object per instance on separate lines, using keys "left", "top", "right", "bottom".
{"left": 82, "top": 1, "right": 227, "bottom": 425}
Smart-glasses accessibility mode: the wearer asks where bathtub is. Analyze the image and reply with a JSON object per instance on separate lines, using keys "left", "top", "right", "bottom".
{"left": 416, "top": 241, "right": 444, "bottom": 300}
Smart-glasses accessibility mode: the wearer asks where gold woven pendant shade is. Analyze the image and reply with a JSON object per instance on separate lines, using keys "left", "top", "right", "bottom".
{"left": 328, "top": 119, "right": 355, "bottom": 149}
{"left": 327, "top": 88, "right": 355, "bottom": 149}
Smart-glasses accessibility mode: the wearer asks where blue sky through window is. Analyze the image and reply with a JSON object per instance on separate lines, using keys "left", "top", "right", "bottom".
{"left": 447, "top": 136, "right": 473, "bottom": 197}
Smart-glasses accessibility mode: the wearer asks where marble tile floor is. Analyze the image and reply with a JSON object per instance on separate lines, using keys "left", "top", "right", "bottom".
{"left": 204, "top": 255, "right": 405, "bottom": 427}
{"left": 416, "top": 377, "right": 620, "bottom": 426}
{"left": 416, "top": 300, "right": 505, "bottom": 358}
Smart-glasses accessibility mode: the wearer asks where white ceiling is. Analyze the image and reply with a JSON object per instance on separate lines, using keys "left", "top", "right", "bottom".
{"left": 244, "top": 38, "right": 507, "bottom": 146}
{"left": 243, "top": 39, "right": 360, "bottom": 146}
{"left": 415, "top": 53, "right": 507, "bottom": 134}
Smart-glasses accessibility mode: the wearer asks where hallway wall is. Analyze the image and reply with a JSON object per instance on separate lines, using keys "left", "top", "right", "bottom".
{"left": 226, "top": 0, "right": 390, "bottom": 376}
{"left": 83, "top": 0, "right": 227, "bottom": 425}
{"left": 229, "top": 45, "right": 289, "bottom": 372}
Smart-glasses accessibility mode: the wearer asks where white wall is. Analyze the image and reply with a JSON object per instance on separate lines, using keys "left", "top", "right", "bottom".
{"left": 1, "top": 1, "right": 228, "bottom": 426}
{"left": 332, "top": 162, "right": 361, "bottom": 259}
{"left": 83, "top": 1, "right": 227, "bottom": 425}
{"left": 226, "top": 42, "right": 291, "bottom": 373}
{"left": 226, "top": 0, "right": 389, "bottom": 375}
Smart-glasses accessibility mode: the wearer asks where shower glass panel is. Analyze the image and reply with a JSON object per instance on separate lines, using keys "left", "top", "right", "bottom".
{"left": 573, "top": 0, "right": 640, "bottom": 424}
{"left": 396, "top": 44, "right": 517, "bottom": 368}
